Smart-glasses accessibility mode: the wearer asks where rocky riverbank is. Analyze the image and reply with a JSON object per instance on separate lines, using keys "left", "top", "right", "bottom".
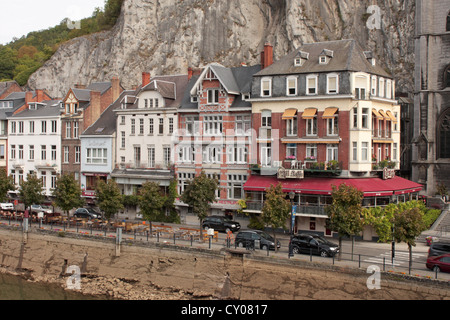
{"left": 0, "top": 228, "right": 449, "bottom": 300}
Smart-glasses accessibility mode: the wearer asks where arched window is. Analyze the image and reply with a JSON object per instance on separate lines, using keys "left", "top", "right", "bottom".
{"left": 439, "top": 110, "right": 450, "bottom": 159}
{"left": 446, "top": 65, "right": 450, "bottom": 88}
{"left": 447, "top": 12, "right": 450, "bottom": 31}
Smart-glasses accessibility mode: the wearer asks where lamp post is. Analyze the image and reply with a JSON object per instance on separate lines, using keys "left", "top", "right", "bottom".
{"left": 288, "top": 191, "right": 296, "bottom": 258}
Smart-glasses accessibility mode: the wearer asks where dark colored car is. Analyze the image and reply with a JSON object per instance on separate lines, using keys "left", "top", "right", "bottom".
{"left": 426, "top": 253, "right": 450, "bottom": 273}
{"left": 290, "top": 233, "right": 339, "bottom": 257}
{"left": 235, "top": 230, "right": 281, "bottom": 251}
{"left": 202, "top": 216, "right": 241, "bottom": 233}
{"left": 73, "top": 208, "right": 101, "bottom": 220}
{"left": 428, "top": 242, "right": 450, "bottom": 257}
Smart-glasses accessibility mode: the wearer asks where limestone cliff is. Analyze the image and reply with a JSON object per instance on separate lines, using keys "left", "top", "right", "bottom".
{"left": 28, "top": 0, "right": 416, "bottom": 98}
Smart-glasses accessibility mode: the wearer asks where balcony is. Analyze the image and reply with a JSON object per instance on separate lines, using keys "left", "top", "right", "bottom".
{"left": 245, "top": 201, "right": 328, "bottom": 217}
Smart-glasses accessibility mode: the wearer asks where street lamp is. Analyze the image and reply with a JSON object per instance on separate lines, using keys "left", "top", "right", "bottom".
{"left": 288, "top": 191, "right": 296, "bottom": 258}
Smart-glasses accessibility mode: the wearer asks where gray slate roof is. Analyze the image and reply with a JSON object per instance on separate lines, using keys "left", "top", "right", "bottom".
{"left": 255, "top": 39, "right": 392, "bottom": 78}
{"left": 8, "top": 100, "right": 62, "bottom": 119}
{"left": 181, "top": 63, "right": 261, "bottom": 111}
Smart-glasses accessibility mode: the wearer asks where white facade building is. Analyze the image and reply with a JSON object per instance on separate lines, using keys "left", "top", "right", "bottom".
{"left": 7, "top": 101, "right": 62, "bottom": 196}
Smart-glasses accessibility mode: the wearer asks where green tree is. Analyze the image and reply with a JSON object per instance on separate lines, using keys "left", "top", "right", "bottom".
{"left": 0, "top": 169, "right": 16, "bottom": 202}
{"left": 19, "top": 173, "right": 44, "bottom": 212}
{"left": 52, "top": 174, "right": 84, "bottom": 218}
{"left": 261, "top": 183, "right": 291, "bottom": 252}
{"left": 180, "top": 171, "right": 219, "bottom": 240}
{"left": 326, "top": 184, "right": 364, "bottom": 259}
{"left": 139, "top": 182, "right": 166, "bottom": 222}
{"left": 164, "top": 179, "right": 180, "bottom": 224}
{"left": 392, "top": 206, "right": 427, "bottom": 269}
{"left": 95, "top": 179, "right": 124, "bottom": 220}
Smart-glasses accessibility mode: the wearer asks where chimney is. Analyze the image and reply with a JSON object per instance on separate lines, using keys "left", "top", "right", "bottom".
{"left": 142, "top": 72, "right": 151, "bottom": 87}
{"left": 111, "top": 77, "right": 121, "bottom": 102}
{"left": 36, "top": 89, "right": 44, "bottom": 102}
{"left": 25, "top": 91, "right": 33, "bottom": 104}
{"left": 75, "top": 84, "right": 86, "bottom": 89}
{"left": 188, "top": 67, "right": 193, "bottom": 80}
{"left": 87, "top": 91, "right": 101, "bottom": 129}
{"left": 262, "top": 43, "right": 274, "bottom": 69}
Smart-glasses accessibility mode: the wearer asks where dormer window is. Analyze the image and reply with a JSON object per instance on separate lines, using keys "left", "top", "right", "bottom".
{"left": 294, "top": 51, "right": 309, "bottom": 67}
{"left": 319, "top": 49, "right": 333, "bottom": 65}
{"left": 191, "top": 96, "right": 198, "bottom": 103}
{"left": 364, "top": 51, "right": 376, "bottom": 66}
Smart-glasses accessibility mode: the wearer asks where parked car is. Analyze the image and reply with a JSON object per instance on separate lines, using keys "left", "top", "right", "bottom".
{"left": 426, "top": 253, "right": 450, "bottom": 273}
{"left": 289, "top": 233, "right": 339, "bottom": 257}
{"left": 202, "top": 216, "right": 241, "bottom": 233}
{"left": 73, "top": 208, "right": 101, "bottom": 220}
{"left": 235, "top": 230, "right": 281, "bottom": 251}
{"left": 428, "top": 242, "right": 450, "bottom": 257}
{"left": 0, "top": 203, "right": 14, "bottom": 211}
{"left": 30, "top": 204, "right": 53, "bottom": 215}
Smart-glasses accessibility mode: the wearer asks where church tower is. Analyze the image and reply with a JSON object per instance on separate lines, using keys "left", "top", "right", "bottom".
{"left": 412, "top": 0, "right": 450, "bottom": 195}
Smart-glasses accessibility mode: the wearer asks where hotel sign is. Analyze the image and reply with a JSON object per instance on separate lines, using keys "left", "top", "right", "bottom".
{"left": 278, "top": 167, "right": 304, "bottom": 180}
{"left": 382, "top": 167, "right": 396, "bottom": 180}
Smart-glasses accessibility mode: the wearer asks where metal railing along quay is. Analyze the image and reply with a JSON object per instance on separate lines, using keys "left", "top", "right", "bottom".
{"left": 1, "top": 214, "right": 449, "bottom": 283}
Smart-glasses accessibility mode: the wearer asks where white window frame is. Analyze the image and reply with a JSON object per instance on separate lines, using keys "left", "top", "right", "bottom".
{"left": 371, "top": 76, "right": 377, "bottom": 96}
{"left": 362, "top": 142, "right": 369, "bottom": 161}
{"left": 261, "top": 146, "right": 272, "bottom": 167}
{"left": 326, "top": 144, "right": 339, "bottom": 162}
{"left": 379, "top": 78, "right": 385, "bottom": 97}
{"left": 286, "top": 76, "right": 297, "bottom": 96}
{"left": 261, "top": 77, "right": 272, "bottom": 97}
{"left": 306, "top": 144, "right": 317, "bottom": 160}
{"left": 148, "top": 146, "right": 155, "bottom": 168}
{"left": 327, "top": 74, "right": 339, "bottom": 94}
{"left": 86, "top": 148, "right": 108, "bottom": 165}
{"left": 64, "top": 146, "right": 69, "bottom": 163}
{"left": 227, "top": 174, "right": 247, "bottom": 200}
{"left": 327, "top": 116, "right": 339, "bottom": 136}
{"left": 207, "top": 89, "right": 219, "bottom": 104}
{"left": 227, "top": 146, "right": 248, "bottom": 164}
{"left": 306, "top": 117, "right": 317, "bottom": 136}
{"left": 306, "top": 75, "right": 318, "bottom": 95}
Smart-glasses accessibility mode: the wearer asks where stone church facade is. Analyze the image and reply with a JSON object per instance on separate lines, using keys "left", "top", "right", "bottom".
{"left": 413, "top": 0, "right": 450, "bottom": 195}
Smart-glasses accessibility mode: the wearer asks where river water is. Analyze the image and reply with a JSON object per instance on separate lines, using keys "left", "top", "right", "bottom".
{"left": 0, "top": 273, "right": 106, "bottom": 300}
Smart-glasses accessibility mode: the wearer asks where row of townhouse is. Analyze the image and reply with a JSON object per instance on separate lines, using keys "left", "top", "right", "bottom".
{"left": 3, "top": 39, "right": 423, "bottom": 240}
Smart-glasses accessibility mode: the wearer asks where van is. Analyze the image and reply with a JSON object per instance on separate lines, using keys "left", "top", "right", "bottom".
{"left": 235, "top": 230, "right": 281, "bottom": 251}
{"left": 0, "top": 203, "right": 14, "bottom": 211}
{"left": 428, "top": 242, "right": 450, "bottom": 257}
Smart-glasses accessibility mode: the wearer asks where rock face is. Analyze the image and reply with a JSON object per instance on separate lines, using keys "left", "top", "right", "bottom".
{"left": 28, "top": 0, "right": 416, "bottom": 98}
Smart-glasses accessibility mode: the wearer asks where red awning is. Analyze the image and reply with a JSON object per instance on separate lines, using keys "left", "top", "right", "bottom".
{"left": 244, "top": 176, "right": 423, "bottom": 197}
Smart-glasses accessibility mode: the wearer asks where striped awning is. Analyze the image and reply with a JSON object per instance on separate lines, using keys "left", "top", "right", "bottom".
{"left": 386, "top": 110, "right": 398, "bottom": 123}
{"left": 372, "top": 109, "right": 384, "bottom": 120}
{"left": 282, "top": 109, "right": 298, "bottom": 120}
{"left": 378, "top": 110, "right": 390, "bottom": 120}
{"left": 302, "top": 108, "right": 317, "bottom": 119}
{"left": 322, "top": 107, "right": 338, "bottom": 119}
